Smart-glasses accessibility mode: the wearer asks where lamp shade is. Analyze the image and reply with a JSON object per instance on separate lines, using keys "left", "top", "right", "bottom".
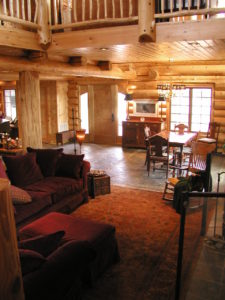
{"left": 124, "top": 93, "right": 133, "bottom": 101}
{"left": 158, "top": 96, "right": 166, "bottom": 102}
{"left": 76, "top": 129, "right": 86, "bottom": 145}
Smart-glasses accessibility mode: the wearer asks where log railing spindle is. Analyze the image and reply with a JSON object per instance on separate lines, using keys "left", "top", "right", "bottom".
{"left": 3, "top": 0, "right": 7, "bottom": 15}
{"left": 34, "top": 0, "right": 38, "bottom": 23}
{"left": 89, "top": 0, "right": 93, "bottom": 20}
{"left": 27, "top": 0, "right": 31, "bottom": 21}
{"left": 16, "top": 0, "right": 20, "bottom": 18}
{"left": 53, "top": 0, "right": 58, "bottom": 25}
{"left": 112, "top": 0, "right": 115, "bottom": 18}
{"left": 82, "top": 0, "right": 85, "bottom": 21}
{"left": 104, "top": 0, "right": 107, "bottom": 18}
{"left": 97, "top": 0, "right": 100, "bottom": 19}
{"left": 73, "top": 0, "right": 77, "bottom": 22}
{"left": 129, "top": 0, "right": 133, "bottom": 17}
{"left": 22, "top": 0, "right": 25, "bottom": 20}
{"left": 120, "top": 0, "right": 123, "bottom": 18}
{"left": 170, "top": 0, "right": 173, "bottom": 13}
{"left": 9, "top": 0, "right": 14, "bottom": 17}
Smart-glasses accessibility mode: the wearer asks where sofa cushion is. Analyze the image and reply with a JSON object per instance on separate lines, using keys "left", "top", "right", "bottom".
{"left": 19, "top": 212, "right": 116, "bottom": 247}
{"left": 19, "top": 249, "right": 46, "bottom": 275}
{"left": 55, "top": 154, "right": 84, "bottom": 179}
{"left": 27, "top": 147, "right": 63, "bottom": 177}
{"left": 11, "top": 185, "right": 32, "bottom": 204}
{"left": 14, "top": 191, "right": 52, "bottom": 225}
{"left": 24, "top": 177, "right": 83, "bottom": 204}
{"left": 3, "top": 152, "right": 43, "bottom": 187}
{"left": 0, "top": 158, "right": 8, "bottom": 179}
{"left": 19, "top": 230, "right": 65, "bottom": 257}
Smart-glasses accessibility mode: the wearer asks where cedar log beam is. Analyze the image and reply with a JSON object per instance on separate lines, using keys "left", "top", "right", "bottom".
{"left": 0, "top": 56, "right": 136, "bottom": 80}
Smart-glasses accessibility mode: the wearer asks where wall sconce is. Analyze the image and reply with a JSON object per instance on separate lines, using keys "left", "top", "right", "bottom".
{"left": 157, "top": 97, "right": 166, "bottom": 121}
{"left": 76, "top": 129, "right": 86, "bottom": 154}
{"left": 124, "top": 93, "right": 133, "bottom": 120}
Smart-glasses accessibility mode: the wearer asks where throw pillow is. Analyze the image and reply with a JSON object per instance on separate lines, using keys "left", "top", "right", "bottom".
{"left": 27, "top": 147, "right": 63, "bottom": 177}
{"left": 55, "top": 153, "right": 84, "bottom": 179}
{"left": 18, "top": 230, "right": 65, "bottom": 257}
{"left": 19, "top": 249, "right": 46, "bottom": 275}
{"left": 3, "top": 152, "right": 43, "bottom": 187}
{"left": 0, "top": 158, "right": 8, "bottom": 179}
{"left": 10, "top": 185, "right": 32, "bottom": 204}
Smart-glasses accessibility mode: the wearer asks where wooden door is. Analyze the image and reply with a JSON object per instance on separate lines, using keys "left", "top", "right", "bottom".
{"left": 92, "top": 85, "right": 117, "bottom": 145}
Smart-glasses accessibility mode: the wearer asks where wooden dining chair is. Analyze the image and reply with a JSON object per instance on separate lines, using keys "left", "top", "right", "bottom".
{"left": 163, "top": 141, "right": 216, "bottom": 201}
{"left": 198, "top": 122, "right": 220, "bottom": 152}
{"left": 173, "top": 123, "right": 191, "bottom": 167}
{"left": 146, "top": 135, "right": 173, "bottom": 178}
{"left": 174, "top": 123, "right": 188, "bottom": 135}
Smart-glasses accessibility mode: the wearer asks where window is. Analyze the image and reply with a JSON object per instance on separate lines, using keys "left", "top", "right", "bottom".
{"left": 4, "top": 89, "right": 16, "bottom": 120}
{"left": 170, "top": 87, "right": 212, "bottom": 132}
{"left": 80, "top": 93, "right": 89, "bottom": 134}
{"left": 117, "top": 93, "right": 127, "bottom": 136}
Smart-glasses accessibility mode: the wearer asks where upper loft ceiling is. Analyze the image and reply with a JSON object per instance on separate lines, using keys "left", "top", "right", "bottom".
{"left": 47, "top": 39, "right": 225, "bottom": 64}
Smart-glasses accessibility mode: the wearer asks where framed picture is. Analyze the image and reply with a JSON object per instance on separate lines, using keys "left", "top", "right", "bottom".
{"left": 131, "top": 100, "right": 158, "bottom": 117}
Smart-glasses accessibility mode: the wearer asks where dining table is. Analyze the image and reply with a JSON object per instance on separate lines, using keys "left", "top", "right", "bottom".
{"left": 155, "top": 130, "right": 198, "bottom": 170}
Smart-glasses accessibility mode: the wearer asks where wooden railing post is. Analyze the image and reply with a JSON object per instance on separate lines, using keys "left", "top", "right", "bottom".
{"left": 138, "top": 0, "right": 155, "bottom": 42}
{"left": 0, "top": 178, "right": 24, "bottom": 300}
{"left": 37, "top": 0, "right": 51, "bottom": 49}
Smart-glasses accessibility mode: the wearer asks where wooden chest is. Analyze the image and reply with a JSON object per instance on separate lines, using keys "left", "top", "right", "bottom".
{"left": 88, "top": 175, "right": 110, "bottom": 198}
{"left": 56, "top": 130, "right": 75, "bottom": 145}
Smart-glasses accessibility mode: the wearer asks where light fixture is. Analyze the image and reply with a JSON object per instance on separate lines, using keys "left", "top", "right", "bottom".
{"left": 76, "top": 129, "right": 86, "bottom": 154}
{"left": 157, "top": 84, "right": 171, "bottom": 100}
{"left": 124, "top": 93, "right": 133, "bottom": 120}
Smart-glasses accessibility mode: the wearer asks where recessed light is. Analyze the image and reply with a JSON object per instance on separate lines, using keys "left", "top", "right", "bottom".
{"left": 99, "top": 47, "right": 108, "bottom": 51}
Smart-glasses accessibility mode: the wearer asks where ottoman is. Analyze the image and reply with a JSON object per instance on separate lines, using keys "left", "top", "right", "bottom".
{"left": 19, "top": 212, "right": 120, "bottom": 285}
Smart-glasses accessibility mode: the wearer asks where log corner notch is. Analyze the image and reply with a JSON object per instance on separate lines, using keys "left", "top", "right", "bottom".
{"left": 37, "top": 0, "right": 52, "bottom": 50}
{"left": 138, "top": 0, "right": 156, "bottom": 43}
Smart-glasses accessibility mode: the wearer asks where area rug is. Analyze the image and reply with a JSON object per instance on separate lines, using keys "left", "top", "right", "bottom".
{"left": 73, "top": 185, "right": 203, "bottom": 300}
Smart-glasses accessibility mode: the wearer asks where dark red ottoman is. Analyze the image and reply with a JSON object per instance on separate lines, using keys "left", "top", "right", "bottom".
{"left": 19, "top": 212, "right": 120, "bottom": 285}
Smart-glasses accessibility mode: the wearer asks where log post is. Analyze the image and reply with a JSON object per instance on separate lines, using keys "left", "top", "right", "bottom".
{"left": 37, "top": 0, "right": 51, "bottom": 49}
{"left": 18, "top": 71, "right": 42, "bottom": 150}
{"left": 138, "top": 0, "right": 155, "bottom": 43}
{"left": 0, "top": 178, "right": 24, "bottom": 300}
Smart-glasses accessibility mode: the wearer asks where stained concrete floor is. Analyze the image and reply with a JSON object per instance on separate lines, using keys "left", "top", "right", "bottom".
{"left": 62, "top": 142, "right": 168, "bottom": 192}
{"left": 48, "top": 142, "right": 225, "bottom": 300}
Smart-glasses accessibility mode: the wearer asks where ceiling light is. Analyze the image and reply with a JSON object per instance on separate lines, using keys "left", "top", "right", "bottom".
{"left": 99, "top": 47, "right": 108, "bottom": 51}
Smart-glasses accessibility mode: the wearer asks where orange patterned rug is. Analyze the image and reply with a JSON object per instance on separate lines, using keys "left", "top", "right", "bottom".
{"left": 73, "top": 185, "right": 203, "bottom": 300}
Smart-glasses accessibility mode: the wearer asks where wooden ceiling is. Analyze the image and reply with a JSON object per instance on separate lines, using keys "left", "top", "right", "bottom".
{"left": 47, "top": 39, "right": 225, "bottom": 63}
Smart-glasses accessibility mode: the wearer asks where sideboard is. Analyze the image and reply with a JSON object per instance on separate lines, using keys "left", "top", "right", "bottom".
{"left": 122, "top": 120, "right": 163, "bottom": 148}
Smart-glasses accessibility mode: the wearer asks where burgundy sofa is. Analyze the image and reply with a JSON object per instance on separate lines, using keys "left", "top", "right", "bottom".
{"left": 1, "top": 147, "right": 90, "bottom": 228}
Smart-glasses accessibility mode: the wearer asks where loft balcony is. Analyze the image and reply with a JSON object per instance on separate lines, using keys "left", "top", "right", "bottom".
{"left": 0, "top": 0, "right": 225, "bottom": 52}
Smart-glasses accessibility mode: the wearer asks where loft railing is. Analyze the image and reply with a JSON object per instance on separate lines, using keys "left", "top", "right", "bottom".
{"left": 50, "top": 0, "right": 138, "bottom": 31}
{"left": 0, "top": 1, "right": 224, "bottom": 47}
{"left": 0, "top": 0, "right": 40, "bottom": 30}
{"left": 155, "top": 0, "right": 225, "bottom": 21}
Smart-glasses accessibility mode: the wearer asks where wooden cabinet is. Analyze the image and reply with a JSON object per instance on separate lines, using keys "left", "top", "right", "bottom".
{"left": 122, "top": 121, "right": 163, "bottom": 148}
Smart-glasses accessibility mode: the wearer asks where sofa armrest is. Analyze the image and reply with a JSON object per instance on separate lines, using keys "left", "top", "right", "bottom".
{"left": 81, "top": 160, "right": 91, "bottom": 189}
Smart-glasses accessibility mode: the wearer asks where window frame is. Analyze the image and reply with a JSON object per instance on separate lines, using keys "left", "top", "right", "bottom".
{"left": 3, "top": 88, "right": 16, "bottom": 120}
{"left": 169, "top": 85, "right": 214, "bottom": 133}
